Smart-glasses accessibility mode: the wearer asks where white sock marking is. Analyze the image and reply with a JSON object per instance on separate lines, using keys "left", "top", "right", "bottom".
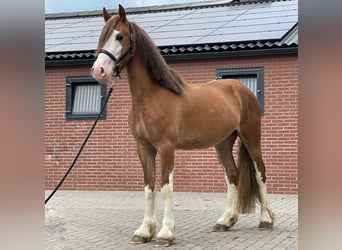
{"left": 134, "top": 185, "right": 157, "bottom": 238}
{"left": 157, "top": 171, "right": 175, "bottom": 240}
{"left": 217, "top": 180, "right": 239, "bottom": 226}
{"left": 253, "top": 162, "right": 274, "bottom": 223}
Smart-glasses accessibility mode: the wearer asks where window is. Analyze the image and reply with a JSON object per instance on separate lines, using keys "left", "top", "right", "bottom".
{"left": 216, "top": 67, "right": 264, "bottom": 115}
{"left": 66, "top": 76, "right": 107, "bottom": 120}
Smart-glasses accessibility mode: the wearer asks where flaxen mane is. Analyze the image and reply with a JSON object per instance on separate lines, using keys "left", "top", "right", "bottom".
{"left": 130, "top": 22, "right": 185, "bottom": 95}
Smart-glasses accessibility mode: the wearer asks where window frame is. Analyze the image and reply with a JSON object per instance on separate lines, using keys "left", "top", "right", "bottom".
{"left": 65, "top": 76, "right": 107, "bottom": 121}
{"left": 216, "top": 67, "right": 264, "bottom": 115}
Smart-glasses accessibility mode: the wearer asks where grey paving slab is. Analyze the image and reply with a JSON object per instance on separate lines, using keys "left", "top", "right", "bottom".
{"left": 45, "top": 191, "right": 297, "bottom": 249}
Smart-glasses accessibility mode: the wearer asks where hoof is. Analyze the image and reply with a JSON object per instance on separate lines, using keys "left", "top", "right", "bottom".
{"left": 154, "top": 238, "right": 173, "bottom": 247}
{"left": 129, "top": 235, "right": 151, "bottom": 244}
{"left": 212, "top": 224, "right": 230, "bottom": 232}
{"left": 258, "top": 221, "right": 273, "bottom": 230}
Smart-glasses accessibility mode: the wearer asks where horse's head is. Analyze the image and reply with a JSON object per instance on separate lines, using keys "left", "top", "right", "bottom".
{"left": 91, "top": 5, "right": 133, "bottom": 82}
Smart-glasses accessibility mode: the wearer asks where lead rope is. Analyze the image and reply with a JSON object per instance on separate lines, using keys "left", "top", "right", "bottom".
{"left": 45, "top": 79, "right": 117, "bottom": 204}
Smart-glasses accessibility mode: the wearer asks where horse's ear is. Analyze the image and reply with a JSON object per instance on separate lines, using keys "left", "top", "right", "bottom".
{"left": 118, "top": 4, "right": 126, "bottom": 22}
{"left": 103, "top": 7, "right": 111, "bottom": 22}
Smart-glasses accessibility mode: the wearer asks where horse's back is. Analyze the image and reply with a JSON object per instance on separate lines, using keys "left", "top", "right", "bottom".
{"left": 205, "top": 79, "right": 260, "bottom": 114}
{"left": 207, "top": 79, "right": 256, "bottom": 97}
{"left": 183, "top": 78, "right": 258, "bottom": 110}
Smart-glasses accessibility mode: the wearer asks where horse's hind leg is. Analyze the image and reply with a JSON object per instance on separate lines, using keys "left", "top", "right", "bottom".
{"left": 239, "top": 128, "right": 275, "bottom": 230}
{"left": 252, "top": 155, "right": 275, "bottom": 229}
{"left": 129, "top": 142, "right": 157, "bottom": 244}
{"left": 213, "top": 132, "right": 240, "bottom": 232}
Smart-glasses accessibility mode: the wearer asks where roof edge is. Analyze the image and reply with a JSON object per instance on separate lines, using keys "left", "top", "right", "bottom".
{"left": 45, "top": 46, "right": 297, "bottom": 67}
{"left": 45, "top": 0, "right": 233, "bottom": 19}
{"left": 45, "top": 0, "right": 291, "bottom": 19}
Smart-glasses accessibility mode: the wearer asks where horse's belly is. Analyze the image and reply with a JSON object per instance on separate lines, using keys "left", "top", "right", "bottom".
{"left": 176, "top": 121, "right": 236, "bottom": 150}
{"left": 177, "top": 138, "right": 224, "bottom": 150}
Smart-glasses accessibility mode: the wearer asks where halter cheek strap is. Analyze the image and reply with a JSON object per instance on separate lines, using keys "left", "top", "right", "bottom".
{"left": 99, "top": 22, "right": 134, "bottom": 78}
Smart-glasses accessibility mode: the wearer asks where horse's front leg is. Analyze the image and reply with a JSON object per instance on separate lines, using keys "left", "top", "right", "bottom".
{"left": 155, "top": 145, "right": 176, "bottom": 247}
{"left": 129, "top": 142, "right": 157, "bottom": 244}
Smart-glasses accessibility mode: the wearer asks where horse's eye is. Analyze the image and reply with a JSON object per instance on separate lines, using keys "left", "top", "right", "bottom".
{"left": 116, "top": 34, "right": 123, "bottom": 42}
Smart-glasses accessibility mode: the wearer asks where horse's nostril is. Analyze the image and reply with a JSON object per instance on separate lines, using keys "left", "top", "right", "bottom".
{"left": 100, "top": 67, "right": 104, "bottom": 74}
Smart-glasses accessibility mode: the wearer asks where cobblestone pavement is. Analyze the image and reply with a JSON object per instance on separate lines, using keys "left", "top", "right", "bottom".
{"left": 45, "top": 191, "right": 297, "bottom": 249}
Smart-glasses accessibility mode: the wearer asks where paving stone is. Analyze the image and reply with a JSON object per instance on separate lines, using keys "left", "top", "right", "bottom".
{"left": 45, "top": 191, "right": 297, "bottom": 249}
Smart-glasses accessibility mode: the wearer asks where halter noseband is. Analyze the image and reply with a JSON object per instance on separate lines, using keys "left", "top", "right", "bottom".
{"left": 99, "top": 22, "right": 134, "bottom": 78}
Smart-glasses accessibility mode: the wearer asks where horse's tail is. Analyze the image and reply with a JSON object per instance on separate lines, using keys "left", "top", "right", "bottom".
{"left": 237, "top": 141, "right": 260, "bottom": 213}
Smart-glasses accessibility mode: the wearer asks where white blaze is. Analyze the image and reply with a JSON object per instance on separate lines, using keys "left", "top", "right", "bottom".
{"left": 103, "top": 29, "right": 123, "bottom": 60}
{"left": 92, "top": 29, "right": 123, "bottom": 82}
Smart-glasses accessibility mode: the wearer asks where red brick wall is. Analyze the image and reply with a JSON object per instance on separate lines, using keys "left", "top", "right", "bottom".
{"left": 45, "top": 54, "right": 298, "bottom": 194}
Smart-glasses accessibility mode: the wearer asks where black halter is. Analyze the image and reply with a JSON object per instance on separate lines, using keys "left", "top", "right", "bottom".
{"left": 99, "top": 22, "right": 134, "bottom": 78}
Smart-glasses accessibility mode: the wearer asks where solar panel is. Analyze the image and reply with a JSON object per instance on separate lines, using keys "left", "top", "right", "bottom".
{"left": 45, "top": 0, "right": 298, "bottom": 52}
{"left": 50, "top": 43, "right": 95, "bottom": 52}
{"left": 192, "top": 6, "right": 243, "bottom": 14}
{"left": 228, "top": 16, "right": 297, "bottom": 26}
{"left": 138, "top": 20, "right": 172, "bottom": 29}
{"left": 153, "top": 22, "right": 222, "bottom": 32}
{"left": 171, "top": 15, "right": 236, "bottom": 25}
{"left": 213, "top": 23, "right": 294, "bottom": 35}
{"left": 46, "top": 31, "right": 93, "bottom": 39}
{"left": 151, "top": 28, "right": 215, "bottom": 40}
{"left": 71, "top": 36, "right": 100, "bottom": 44}
{"left": 154, "top": 36, "right": 203, "bottom": 46}
{"left": 195, "top": 30, "right": 286, "bottom": 44}
{"left": 239, "top": 9, "right": 297, "bottom": 20}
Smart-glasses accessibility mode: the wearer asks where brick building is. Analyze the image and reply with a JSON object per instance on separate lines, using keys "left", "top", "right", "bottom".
{"left": 45, "top": 0, "right": 298, "bottom": 194}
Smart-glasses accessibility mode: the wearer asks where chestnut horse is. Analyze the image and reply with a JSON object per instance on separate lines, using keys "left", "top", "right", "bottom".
{"left": 91, "top": 5, "right": 274, "bottom": 247}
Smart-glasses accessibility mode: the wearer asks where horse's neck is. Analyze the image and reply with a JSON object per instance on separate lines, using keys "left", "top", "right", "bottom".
{"left": 126, "top": 57, "right": 155, "bottom": 107}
